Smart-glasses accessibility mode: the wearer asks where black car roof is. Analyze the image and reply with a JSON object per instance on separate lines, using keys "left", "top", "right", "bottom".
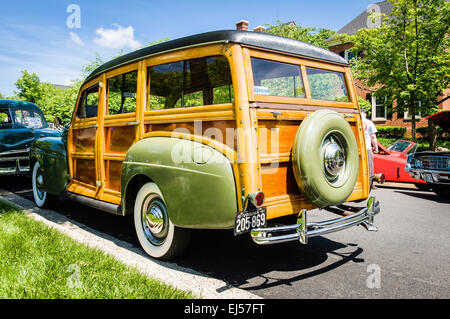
{"left": 0, "top": 99, "right": 42, "bottom": 111}
{"left": 83, "top": 30, "right": 348, "bottom": 85}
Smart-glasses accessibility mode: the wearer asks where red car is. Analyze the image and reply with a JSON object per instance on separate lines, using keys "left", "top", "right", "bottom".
{"left": 374, "top": 140, "right": 428, "bottom": 188}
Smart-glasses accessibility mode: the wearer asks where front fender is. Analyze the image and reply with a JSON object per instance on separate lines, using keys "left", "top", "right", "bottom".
{"left": 30, "top": 137, "right": 69, "bottom": 195}
{"left": 122, "top": 137, "right": 238, "bottom": 229}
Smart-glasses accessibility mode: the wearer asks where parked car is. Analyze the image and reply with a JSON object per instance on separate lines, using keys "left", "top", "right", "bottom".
{"left": 374, "top": 139, "right": 428, "bottom": 188}
{"left": 0, "top": 100, "right": 60, "bottom": 175}
{"left": 30, "top": 30, "right": 381, "bottom": 260}
{"left": 406, "top": 111, "right": 450, "bottom": 199}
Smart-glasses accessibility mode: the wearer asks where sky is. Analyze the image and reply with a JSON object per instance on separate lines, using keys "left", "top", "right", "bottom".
{"left": 0, "top": 0, "right": 380, "bottom": 96}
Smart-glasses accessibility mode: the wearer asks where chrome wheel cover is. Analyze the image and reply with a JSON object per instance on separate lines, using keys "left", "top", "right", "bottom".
{"left": 322, "top": 133, "right": 346, "bottom": 184}
{"left": 141, "top": 196, "right": 169, "bottom": 246}
{"left": 35, "top": 166, "right": 46, "bottom": 200}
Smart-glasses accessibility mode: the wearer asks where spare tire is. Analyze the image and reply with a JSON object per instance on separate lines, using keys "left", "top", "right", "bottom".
{"left": 292, "top": 109, "right": 360, "bottom": 208}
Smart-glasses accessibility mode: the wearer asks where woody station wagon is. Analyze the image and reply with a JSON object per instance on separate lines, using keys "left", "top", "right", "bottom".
{"left": 30, "top": 30, "right": 381, "bottom": 260}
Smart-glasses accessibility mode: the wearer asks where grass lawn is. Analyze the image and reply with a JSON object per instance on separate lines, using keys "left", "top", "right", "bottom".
{"left": 0, "top": 203, "right": 194, "bottom": 299}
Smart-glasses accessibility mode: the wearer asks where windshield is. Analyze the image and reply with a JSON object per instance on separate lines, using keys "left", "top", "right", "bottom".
{"left": 13, "top": 109, "right": 46, "bottom": 129}
{"left": 388, "top": 140, "right": 413, "bottom": 153}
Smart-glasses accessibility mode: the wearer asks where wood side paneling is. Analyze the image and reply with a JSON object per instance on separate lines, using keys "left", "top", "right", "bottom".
{"left": 145, "top": 120, "right": 238, "bottom": 151}
{"left": 74, "top": 158, "right": 96, "bottom": 186}
{"left": 105, "top": 126, "right": 136, "bottom": 154}
{"left": 73, "top": 128, "right": 96, "bottom": 153}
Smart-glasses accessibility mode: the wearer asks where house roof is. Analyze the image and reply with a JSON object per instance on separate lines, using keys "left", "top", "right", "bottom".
{"left": 83, "top": 30, "right": 348, "bottom": 85}
{"left": 53, "top": 84, "right": 70, "bottom": 90}
{"left": 336, "top": 1, "right": 394, "bottom": 36}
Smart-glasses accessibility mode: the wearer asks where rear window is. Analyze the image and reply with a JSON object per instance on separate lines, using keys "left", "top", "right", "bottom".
{"left": 306, "top": 67, "right": 349, "bottom": 102}
{"left": 251, "top": 58, "right": 305, "bottom": 98}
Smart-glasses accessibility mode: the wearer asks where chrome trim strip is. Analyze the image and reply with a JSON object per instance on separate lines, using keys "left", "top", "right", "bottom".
{"left": 0, "top": 149, "right": 30, "bottom": 156}
{"left": 0, "top": 156, "right": 29, "bottom": 162}
{"left": 251, "top": 196, "right": 380, "bottom": 245}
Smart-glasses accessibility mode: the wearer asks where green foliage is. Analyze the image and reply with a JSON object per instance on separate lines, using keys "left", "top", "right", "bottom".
{"left": 358, "top": 96, "right": 372, "bottom": 114}
{"left": 416, "top": 126, "right": 447, "bottom": 139}
{"left": 375, "top": 126, "right": 407, "bottom": 138}
{"left": 14, "top": 71, "right": 42, "bottom": 103}
{"left": 265, "top": 20, "right": 337, "bottom": 49}
{"left": 344, "top": 0, "right": 450, "bottom": 140}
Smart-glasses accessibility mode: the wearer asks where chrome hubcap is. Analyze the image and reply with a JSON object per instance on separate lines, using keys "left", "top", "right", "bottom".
{"left": 141, "top": 196, "right": 169, "bottom": 246}
{"left": 35, "top": 167, "right": 45, "bottom": 200}
{"left": 322, "top": 135, "right": 346, "bottom": 182}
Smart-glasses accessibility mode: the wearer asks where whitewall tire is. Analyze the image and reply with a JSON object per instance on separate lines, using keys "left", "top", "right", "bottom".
{"left": 32, "top": 161, "right": 56, "bottom": 208}
{"left": 134, "top": 182, "right": 190, "bottom": 260}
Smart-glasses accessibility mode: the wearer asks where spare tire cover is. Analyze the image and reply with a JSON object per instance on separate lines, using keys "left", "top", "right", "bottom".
{"left": 292, "top": 109, "right": 359, "bottom": 208}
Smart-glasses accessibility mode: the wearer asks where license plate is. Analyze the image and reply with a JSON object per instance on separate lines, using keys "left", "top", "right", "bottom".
{"left": 423, "top": 173, "right": 433, "bottom": 183}
{"left": 234, "top": 207, "right": 267, "bottom": 236}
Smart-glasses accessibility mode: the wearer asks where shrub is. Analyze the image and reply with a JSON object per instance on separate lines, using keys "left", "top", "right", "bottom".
{"left": 375, "top": 126, "right": 407, "bottom": 138}
{"left": 416, "top": 126, "right": 447, "bottom": 139}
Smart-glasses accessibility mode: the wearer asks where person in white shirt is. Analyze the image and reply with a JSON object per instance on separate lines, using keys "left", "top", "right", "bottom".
{"left": 361, "top": 109, "right": 379, "bottom": 189}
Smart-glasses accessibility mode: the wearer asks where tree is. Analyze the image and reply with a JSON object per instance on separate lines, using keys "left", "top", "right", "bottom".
{"left": 14, "top": 71, "right": 42, "bottom": 103}
{"left": 345, "top": 0, "right": 450, "bottom": 143}
{"left": 265, "top": 20, "right": 337, "bottom": 49}
{"left": 0, "top": 92, "right": 4, "bottom": 99}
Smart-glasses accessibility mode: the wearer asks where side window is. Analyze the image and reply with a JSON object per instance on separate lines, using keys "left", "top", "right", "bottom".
{"left": 251, "top": 58, "right": 305, "bottom": 98}
{"left": 107, "top": 70, "right": 138, "bottom": 115}
{"left": 306, "top": 67, "right": 349, "bottom": 102}
{"left": 0, "top": 109, "right": 12, "bottom": 124}
{"left": 77, "top": 84, "right": 99, "bottom": 119}
{"left": 148, "top": 61, "right": 183, "bottom": 110}
{"left": 148, "top": 56, "right": 233, "bottom": 110}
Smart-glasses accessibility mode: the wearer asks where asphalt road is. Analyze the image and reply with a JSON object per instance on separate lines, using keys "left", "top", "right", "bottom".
{"left": 1, "top": 175, "right": 449, "bottom": 299}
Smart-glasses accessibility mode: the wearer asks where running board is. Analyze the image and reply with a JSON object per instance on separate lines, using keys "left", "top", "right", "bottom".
{"left": 64, "top": 192, "right": 122, "bottom": 216}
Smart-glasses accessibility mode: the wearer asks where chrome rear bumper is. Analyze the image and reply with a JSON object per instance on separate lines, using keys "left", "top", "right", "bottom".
{"left": 251, "top": 197, "right": 380, "bottom": 245}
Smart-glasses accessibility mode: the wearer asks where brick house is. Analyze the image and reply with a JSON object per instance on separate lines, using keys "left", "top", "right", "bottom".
{"left": 326, "top": 1, "right": 450, "bottom": 136}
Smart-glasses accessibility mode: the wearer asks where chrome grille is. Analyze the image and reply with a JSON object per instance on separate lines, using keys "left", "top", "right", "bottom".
{"left": 419, "top": 156, "right": 450, "bottom": 171}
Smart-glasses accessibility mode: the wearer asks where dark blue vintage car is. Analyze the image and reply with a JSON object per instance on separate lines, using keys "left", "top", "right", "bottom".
{"left": 0, "top": 99, "right": 61, "bottom": 175}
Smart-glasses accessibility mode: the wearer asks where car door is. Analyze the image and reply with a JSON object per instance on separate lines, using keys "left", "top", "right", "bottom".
{"left": 99, "top": 65, "right": 140, "bottom": 205}
{"left": 67, "top": 83, "right": 101, "bottom": 198}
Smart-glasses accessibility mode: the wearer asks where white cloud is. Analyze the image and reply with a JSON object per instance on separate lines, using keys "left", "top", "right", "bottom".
{"left": 70, "top": 32, "right": 84, "bottom": 46}
{"left": 93, "top": 25, "right": 141, "bottom": 50}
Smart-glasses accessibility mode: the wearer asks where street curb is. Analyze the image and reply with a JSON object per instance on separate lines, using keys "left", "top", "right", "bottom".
{"left": 0, "top": 190, "right": 262, "bottom": 300}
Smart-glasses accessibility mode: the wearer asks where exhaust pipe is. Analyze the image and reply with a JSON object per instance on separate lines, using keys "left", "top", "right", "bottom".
{"left": 373, "top": 173, "right": 385, "bottom": 184}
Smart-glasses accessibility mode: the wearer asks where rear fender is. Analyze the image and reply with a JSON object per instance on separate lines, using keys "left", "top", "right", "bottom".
{"left": 122, "top": 137, "right": 238, "bottom": 229}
